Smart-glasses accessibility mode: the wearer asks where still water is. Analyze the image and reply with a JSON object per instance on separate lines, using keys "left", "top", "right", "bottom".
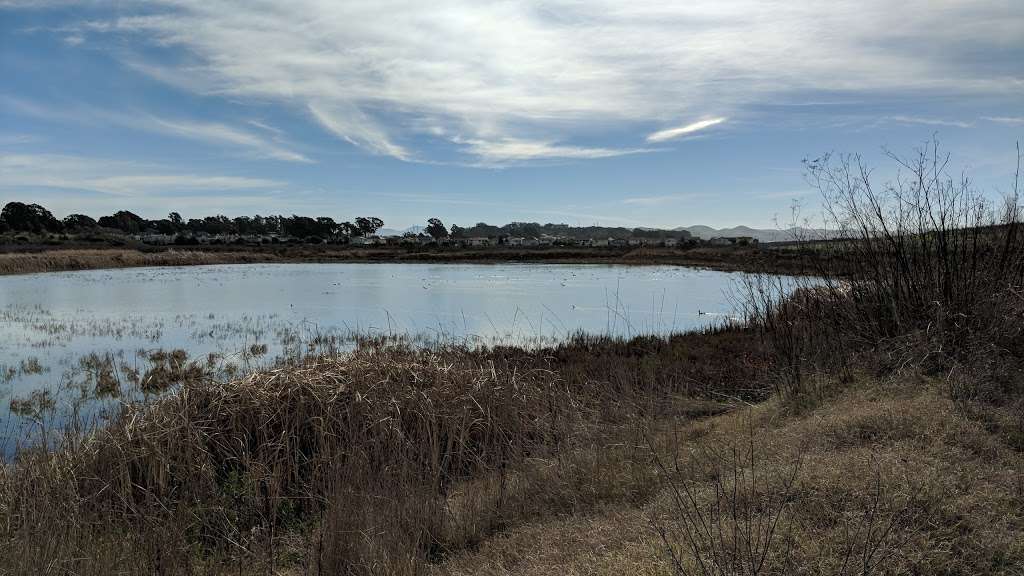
{"left": 0, "top": 262, "right": 761, "bottom": 449}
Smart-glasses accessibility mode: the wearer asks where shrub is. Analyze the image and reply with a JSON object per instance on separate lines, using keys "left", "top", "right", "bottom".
{"left": 744, "top": 141, "right": 1024, "bottom": 398}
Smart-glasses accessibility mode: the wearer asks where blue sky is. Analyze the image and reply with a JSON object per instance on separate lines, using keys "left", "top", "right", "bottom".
{"left": 1, "top": 1, "right": 1022, "bottom": 229}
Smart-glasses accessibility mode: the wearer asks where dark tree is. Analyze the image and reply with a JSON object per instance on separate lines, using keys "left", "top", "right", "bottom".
{"left": 316, "top": 217, "right": 339, "bottom": 238}
{"left": 232, "top": 216, "right": 255, "bottom": 235}
{"left": 151, "top": 219, "right": 177, "bottom": 234}
{"left": 339, "top": 221, "right": 357, "bottom": 238}
{"left": 1, "top": 202, "right": 62, "bottom": 233}
{"left": 425, "top": 218, "right": 449, "bottom": 239}
{"left": 449, "top": 224, "right": 465, "bottom": 239}
{"left": 98, "top": 211, "right": 146, "bottom": 234}
{"left": 354, "top": 217, "right": 384, "bottom": 237}
{"left": 168, "top": 212, "right": 183, "bottom": 228}
{"left": 283, "top": 215, "right": 320, "bottom": 238}
{"left": 200, "top": 215, "right": 235, "bottom": 235}
{"left": 62, "top": 214, "right": 98, "bottom": 230}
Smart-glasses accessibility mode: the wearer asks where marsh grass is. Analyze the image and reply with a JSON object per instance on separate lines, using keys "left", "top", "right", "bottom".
{"left": 0, "top": 327, "right": 765, "bottom": 575}
{"left": 0, "top": 249, "right": 280, "bottom": 276}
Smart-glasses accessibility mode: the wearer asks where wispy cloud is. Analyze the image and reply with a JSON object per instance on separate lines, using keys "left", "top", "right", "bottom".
{"left": 0, "top": 133, "right": 41, "bottom": 145}
{"left": 0, "top": 153, "right": 283, "bottom": 196}
{"left": 308, "top": 103, "right": 410, "bottom": 161}
{"left": 884, "top": 115, "right": 972, "bottom": 128}
{"left": 646, "top": 118, "right": 728, "bottom": 143}
{"left": 4, "top": 97, "right": 312, "bottom": 163}
{"left": 144, "top": 116, "right": 313, "bottom": 163}
{"left": 983, "top": 116, "right": 1024, "bottom": 125}
{"left": 50, "top": 0, "right": 1020, "bottom": 162}
{"left": 458, "top": 138, "right": 649, "bottom": 165}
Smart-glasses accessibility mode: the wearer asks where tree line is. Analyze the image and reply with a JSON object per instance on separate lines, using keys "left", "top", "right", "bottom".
{"left": 0, "top": 201, "right": 693, "bottom": 243}
{"left": 0, "top": 202, "right": 384, "bottom": 239}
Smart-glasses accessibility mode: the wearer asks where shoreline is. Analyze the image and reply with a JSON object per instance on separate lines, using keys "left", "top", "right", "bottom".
{"left": 0, "top": 244, "right": 818, "bottom": 277}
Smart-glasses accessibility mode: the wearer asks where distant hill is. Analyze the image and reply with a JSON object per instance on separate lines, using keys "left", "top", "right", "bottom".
{"left": 675, "top": 225, "right": 830, "bottom": 243}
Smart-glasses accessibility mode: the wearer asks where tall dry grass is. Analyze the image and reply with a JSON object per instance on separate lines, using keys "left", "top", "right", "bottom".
{"left": 0, "top": 328, "right": 765, "bottom": 575}
{"left": 0, "top": 249, "right": 280, "bottom": 275}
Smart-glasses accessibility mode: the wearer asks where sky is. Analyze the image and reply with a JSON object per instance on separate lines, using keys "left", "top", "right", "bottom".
{"left": 1, "top": 1, "right": 1022, "bottom": 230}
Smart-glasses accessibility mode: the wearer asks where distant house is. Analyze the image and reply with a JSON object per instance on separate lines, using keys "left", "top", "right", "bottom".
{"left": 505, "top": 237, "right": 524, "bottom": 246}
{"left": 609, "top": 238, "right": 629, "bottom": 248}
{"left": 627, "top": 238, "right": 644, "bottom": 247}
{"left": 663, "top": 238, "right": 679, "bottom": 248}
{"left": 465, "top": 237, "right": 493, "bottom": 247}
{"left": 709, "top": 236, "right": 759, "bottom": 247}
{"left": 587, "top": 238, "right": 610, "bottom": 247}
{"left": 351, "top": 235, "right": 382, "bottom": 246}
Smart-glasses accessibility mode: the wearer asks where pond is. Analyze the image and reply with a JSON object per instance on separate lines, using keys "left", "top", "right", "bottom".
{"left": 0, "top": 262, "right": 765, "bottom": 454}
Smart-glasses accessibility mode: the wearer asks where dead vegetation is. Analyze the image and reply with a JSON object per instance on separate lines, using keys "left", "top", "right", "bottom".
{"left": 0, "top": 248, "right": 280, "bottom": 275}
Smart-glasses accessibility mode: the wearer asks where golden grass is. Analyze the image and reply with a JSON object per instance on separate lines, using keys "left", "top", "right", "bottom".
{"left": 437, "top": 380, "right": 1024, "bottom": 575}
{"left": 0, "top": 249, "right": 280, "bottom": 275}
{"left": 1, "top": 329, "right": 1021, "bottom": 574}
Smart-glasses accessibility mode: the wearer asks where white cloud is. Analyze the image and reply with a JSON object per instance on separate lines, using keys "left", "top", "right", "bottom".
{"left": 308, "top": 103, "right": 411, "bottom": 161}
{"left": 0, "top": 153, "right": 283, "bottom": 196}
{"left": 646, "top": 118, "right": 728, "bottom": 143}
{"left": 3, "top": 96, "right": 312, "bottom": 163}
{"left": 143, "top": 116, "right": 313, "bottom": 163}
{"left": 23, "top": 1, "right": 1024, "bottom": 162}
{"left": 885, "top": 115, "right": 972, "bottom": 128}
{"left": 458, "top": 138, "right": 648, "bottom": 164}
{"left": 983, "top": 116, "right": 1024, "bottom": 125}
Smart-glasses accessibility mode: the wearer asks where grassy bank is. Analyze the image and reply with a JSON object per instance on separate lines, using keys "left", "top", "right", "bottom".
{"left": 0, "top": 248, "right": 283, "bottom": 275}
{"left": 0, "top": 243, "right": 818, "bottom": 276}
{"left": 3, "top": 328, "right": 1021, "bottom": 574}
{"left": 0, "top": 329, "right": 768, "bottom": 574}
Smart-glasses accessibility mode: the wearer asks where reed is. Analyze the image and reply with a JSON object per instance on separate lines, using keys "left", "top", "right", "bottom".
{"left": 0, "top": 328, "right": 764, "bottom": 575}
{"left": 0, "top": 249, "right": 280, "bottom": 275}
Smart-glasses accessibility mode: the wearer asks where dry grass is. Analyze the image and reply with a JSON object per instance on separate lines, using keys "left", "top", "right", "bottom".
{"left": 0, "top": 329, "right": 765, "bottom": 575}
{"left": 0, "top": 245, "right": 816, "bottom": 277}
{"left": 3, "top": 328, "right": 1021, "bottom": 575}
{"left": 0, "top": 249, "right": 280, "bottom": 275}
{"left": 438, "top": 378, "right": 1024, "bottom": 575}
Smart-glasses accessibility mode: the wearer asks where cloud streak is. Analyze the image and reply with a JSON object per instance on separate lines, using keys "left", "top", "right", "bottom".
{"left": 647, "top": 118, "right": 728, "bottom": 142}
{"left": 984, "top": 116, "right": 1024, "bottom": 125}
{"left": 4, "top": 97, "right": 312, "bottom": 163}
{"left": 884, "top": 115, "right": 972, "bottom": 129}
{"left": 0, "top": 153, "right": 283, "bottom": 196}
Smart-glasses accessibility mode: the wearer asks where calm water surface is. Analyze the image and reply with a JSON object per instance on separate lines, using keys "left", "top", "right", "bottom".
{"left": 0, "top": 262, "right": 764, "bottom": 451}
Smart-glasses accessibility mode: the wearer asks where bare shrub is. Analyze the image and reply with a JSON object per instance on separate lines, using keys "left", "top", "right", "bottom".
{"left": 650, "top": 423, "right": 803, "bottom": 575}
{"left": 746, "top": 141, "right": 1024, "bottom": 398}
